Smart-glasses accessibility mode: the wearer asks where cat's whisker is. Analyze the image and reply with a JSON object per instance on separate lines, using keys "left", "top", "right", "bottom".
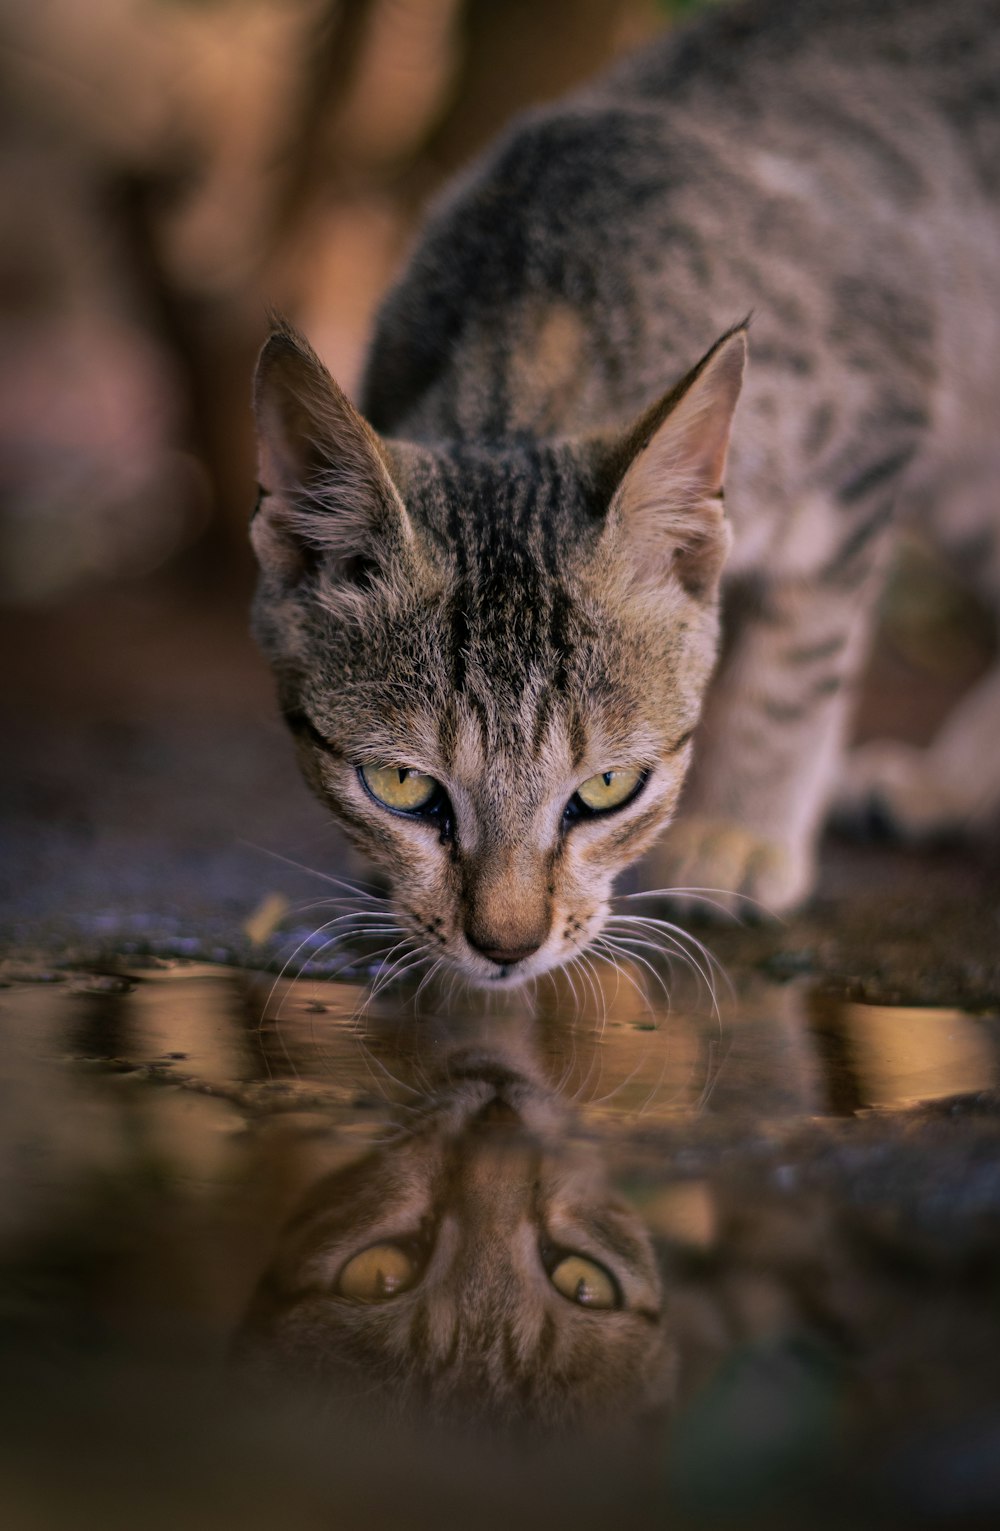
{"left": 268, "top": 934, "right": 407, "bottom": 1069}
{"left": 262, "top": 908, "right": 395, "bottom": 996}
{"left": 605, "top": 913, "right": 730, "bottom": 1015}
{"left": 596, "top": 930, "right": 674, "bottom": 1008}
{"left": 575, "top": 948, "right": 602, "bottom": 1028}
{"left": 617, "top": 885, "right": 770, "bottom": 923}
{"left": 361, "top": 938, "right": 421, "bottom": 1007}
{"left": 577, "top": 949, "right": 609, "bottom": 1038}
{"left": 560, "top": 954, "right": 584, "bottom": 1018}
{"left": 413, "top": 955, "right": 445, "bottom": 1011}
{"left": 272, "top": 926, "right": 403, "bottom": 1012}
{"left": 361, "top": 939, "right": 436, "bottom": 1012}
{"left": 240, "top": 842, "right": 389, "bottom": 904}
{"left": 568, "top": 953, "right": 605, "bottom": 1094}
{"left": 603, "top": 928, "right": 692, "bottom": 1000}
{"left": 611, "top": 931, "right": 717, "bottom": 1025}
{"left": 280, "top": 900, "right": 399, "bottom": 931}
{"left": 591, "top": 926, "right": 624, "bottom": 1013}
{"left": 589, "top": 937, "right": 658, "bottom": 1017}
{"left": 608, "top": 907, "right": 726, "bottom": 963}
{"left": 573, "top": 948, "right": 602, "bottom": 1023}
{"left": 258, "top": 912, "right": 368, "bottom": 1051}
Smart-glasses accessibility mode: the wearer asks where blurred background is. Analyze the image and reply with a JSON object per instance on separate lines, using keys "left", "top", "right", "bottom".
{"left": 0, "top": 0, "right": 994, "bottom": 963}
{"left": 0, "top": 0, "right": 688, "bottom": 958}
{"left": 0, "top": 0, "right": 673, "bottom": 607}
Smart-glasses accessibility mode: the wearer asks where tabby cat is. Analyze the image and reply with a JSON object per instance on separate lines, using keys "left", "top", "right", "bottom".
{"left": 251, "top": 0, "right": 1000, "bottom": 986}
{"left": 236, "top": 1041, "right": 672, "bottom": 1436}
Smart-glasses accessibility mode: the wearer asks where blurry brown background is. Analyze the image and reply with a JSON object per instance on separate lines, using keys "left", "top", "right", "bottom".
{"left": 0, "top": 0, "right": 674, "bottom": 959}
{"left": 0, "top": 0, "right": 994, "bottom": 965}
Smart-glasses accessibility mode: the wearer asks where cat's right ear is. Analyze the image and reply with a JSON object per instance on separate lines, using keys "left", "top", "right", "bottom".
{"left": 251, "top": 321, "right": 410, "bottom": 588}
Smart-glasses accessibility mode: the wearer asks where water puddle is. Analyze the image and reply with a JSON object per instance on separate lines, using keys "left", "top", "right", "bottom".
{"left": 1, "top": 957, "right": 999, "bottom": 1525}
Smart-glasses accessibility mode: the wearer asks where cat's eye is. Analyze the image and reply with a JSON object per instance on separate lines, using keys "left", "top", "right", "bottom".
{"left": 337, "top": 1242, "right": 419, "bottom": 1302}
{"left": 573, "top": 766, "right": 645, "bottom": 814}
{"left": 549, "top": 1254, "right": 619, "bottom": 1310}
{"left": 361, "top": 764, "right": 439, "bottom": 813}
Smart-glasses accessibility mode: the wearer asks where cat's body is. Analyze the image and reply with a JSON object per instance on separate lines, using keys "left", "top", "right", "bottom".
{"left": 251, "top": 0, "right": 1000, "bottom": 985}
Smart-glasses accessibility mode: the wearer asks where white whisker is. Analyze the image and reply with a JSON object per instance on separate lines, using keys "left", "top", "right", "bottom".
{"left": 589, "top": 937, "right": 657, "bottom": 1015}
{"left": 597, "top": 931, "right": 674, "bottom": 1007}
{"left": 240, "top": 842, "right": 388, "bottom": 902}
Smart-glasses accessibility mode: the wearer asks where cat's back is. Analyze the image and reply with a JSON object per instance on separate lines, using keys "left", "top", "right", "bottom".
{"left": 362, "top": 0, "right": 1000, "bottom": 444}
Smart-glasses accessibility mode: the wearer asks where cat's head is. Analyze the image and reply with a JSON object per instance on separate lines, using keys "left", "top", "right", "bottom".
{"left": 250, "top": 320, "right": 745, "bottom": 986}
{"left": 235, "top": 1051, "right": 673, "bottom": 1439}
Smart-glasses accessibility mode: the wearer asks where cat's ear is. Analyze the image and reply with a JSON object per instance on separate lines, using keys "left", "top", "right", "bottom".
{"left": 606, "top": 324, "right": 747, "bottom": 599}
{"left": 251, "top": 320, "right": 410, "bottom": 587}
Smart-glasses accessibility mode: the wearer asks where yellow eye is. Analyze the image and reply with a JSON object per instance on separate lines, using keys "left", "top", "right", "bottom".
{"left": 361, "top": 764, "right": 438, "bottom": 812}
{"left": 575, "top": 766, "right": 644, "bottom": 813}
{"left": 337, "top": 1243, "right": 418, "bottom": 1301}
{"left": 550, "top": 1255, "right": 619, "bottom": 1309}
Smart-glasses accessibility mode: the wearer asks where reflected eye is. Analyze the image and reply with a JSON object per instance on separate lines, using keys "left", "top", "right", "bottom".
{"left": 361, "top": 764, "right": 439, "bottom": 812}
{"left": 337, "top": 1243, "right": 419, "bottom": 1301}
{"left": 549, "top": 1254, "right": 619, "bottom": 1310}
{"left": 574, "top": 767, "right": 645, "bottom": 814}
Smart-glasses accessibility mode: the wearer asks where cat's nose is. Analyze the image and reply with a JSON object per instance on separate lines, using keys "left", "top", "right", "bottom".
{"left": 466, "top": 935, "right": 543, "bottom": 967}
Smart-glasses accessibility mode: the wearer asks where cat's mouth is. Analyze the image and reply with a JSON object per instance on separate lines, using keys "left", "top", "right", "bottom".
{"left": 473, "top": 949, "right": 561, "bottom": 987}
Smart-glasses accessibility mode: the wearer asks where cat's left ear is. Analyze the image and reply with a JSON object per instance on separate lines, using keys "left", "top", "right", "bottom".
{"left": 604, "top": 324, "right": 747, "bottom": 599}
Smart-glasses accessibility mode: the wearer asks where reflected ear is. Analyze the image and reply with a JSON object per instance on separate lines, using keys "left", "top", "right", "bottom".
{"left": 251, "top": 319, "right": 410, "bottom": 587}
{"left": 605, "top": 324, "right": 747, "bottom": 599}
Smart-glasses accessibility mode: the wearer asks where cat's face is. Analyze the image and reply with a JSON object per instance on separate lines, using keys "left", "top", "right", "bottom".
{"left": 236, "top": 1052, "right": 673, "bottom": 1437}
{"left": 251, "top": 323, "right": 745, "bottom": 986}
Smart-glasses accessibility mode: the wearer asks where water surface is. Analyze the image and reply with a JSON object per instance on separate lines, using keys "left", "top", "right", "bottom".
{"left": 2, "top": 955, "right": 999, "bottom": 1527}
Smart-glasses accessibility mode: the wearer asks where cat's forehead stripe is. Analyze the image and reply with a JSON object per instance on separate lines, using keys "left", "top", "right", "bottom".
{"left": 418, "top": 448, "right": 591, "bottom": 738}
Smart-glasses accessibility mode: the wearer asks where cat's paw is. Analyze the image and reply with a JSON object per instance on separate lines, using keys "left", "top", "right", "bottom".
{"left": 833, "top": 741, "right": 959, "bottom": 841}
{"left": 644, "top": 815, "right": 812, "bottom": 921}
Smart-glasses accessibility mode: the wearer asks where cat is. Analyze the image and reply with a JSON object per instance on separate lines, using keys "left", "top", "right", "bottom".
{"left": 250, "top": 0, "right": 1000, "bottom": 987}
{"left": 235, "top": 1038, "right": 673, "bottom": 1438}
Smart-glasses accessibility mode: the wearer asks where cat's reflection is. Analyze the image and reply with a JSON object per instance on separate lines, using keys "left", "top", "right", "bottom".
{"left": 237, "top": 1043, "right": 674, "bottom": 1437}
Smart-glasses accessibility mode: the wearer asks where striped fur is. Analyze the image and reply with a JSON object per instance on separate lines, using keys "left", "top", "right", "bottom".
{"left": 253, "top": 0, "right": 1000, "bottom": 966}
{"left": 236, "top": 1055, "right": 672, "bottom": 1437}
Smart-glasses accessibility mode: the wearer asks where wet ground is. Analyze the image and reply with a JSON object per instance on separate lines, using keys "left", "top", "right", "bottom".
{"left": 2, "top": 585, "right": 1000, "bottom": 1527}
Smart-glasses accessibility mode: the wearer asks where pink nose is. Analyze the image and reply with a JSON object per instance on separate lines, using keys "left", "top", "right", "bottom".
{"left": 467, "top": 937, "right": 542, "bottom": 967}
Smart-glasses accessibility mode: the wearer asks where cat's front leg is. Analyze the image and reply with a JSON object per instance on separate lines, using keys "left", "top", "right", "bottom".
{"left": 646, "top": 571, "right": 880, "bottom": 918}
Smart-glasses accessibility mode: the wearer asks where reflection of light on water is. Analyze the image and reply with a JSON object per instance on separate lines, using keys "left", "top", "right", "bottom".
{"left": 834, "top": 1002, "right": 997, "bottom": 1109}
{"left": 641, "top": 1180, "right": 717, "bottom": 1251}
{"left": 3, "top": 958, "right": 1000, "bottom": 1488}
{"left": 124, "top": 967, "right": 246, "bottom": 1088}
